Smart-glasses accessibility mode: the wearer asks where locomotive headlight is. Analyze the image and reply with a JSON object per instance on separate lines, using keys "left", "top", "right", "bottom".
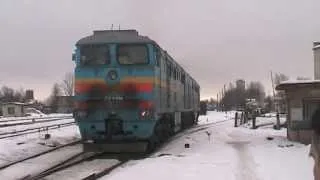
{"left": 108, "top": 70, "right": 118, "bottom": 80}
{"left": 139, "top": 109, "right": 153, "bottom": 120}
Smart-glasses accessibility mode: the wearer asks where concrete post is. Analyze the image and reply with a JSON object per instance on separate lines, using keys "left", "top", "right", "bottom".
{"left": 234, "top": 112, "right": 238, "bottom": 127}
{"left": 276, "top": 113, "right": 281, "bottom": 130}
{"left": 252, "top": 116, "right": 256, "bottom": 129}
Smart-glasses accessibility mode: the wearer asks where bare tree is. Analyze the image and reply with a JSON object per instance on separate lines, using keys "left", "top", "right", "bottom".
{"left": 0, "top": 86, "right": 26, "bottom": 103}
{"left": 273, "top": 73, "right": 289, "bottom": 113}
{"left": 49, "top": 83, "right": 62, "bottom": 113}
{"left": 14, "top": 88, "right": 26, "bottom": 102}
{"left": 274, "top": 73, "right": 289, "bottom": 85}
{"left": 60, "top": 72, "right": 74, "bottom": 96}
{"left": 246, "top": 81, "right": 265, "bottom": 106}
{"left": 297, "top": 76, "right": 311, "bottom": 80}
{"left": 264, "top": 96, "right": 273, "bottom": 113}
{"left": 0, "top": 86, "right": 14, "bottom": 102}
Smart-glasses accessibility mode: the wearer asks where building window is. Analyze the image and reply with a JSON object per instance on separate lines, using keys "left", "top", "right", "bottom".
{"left": 295, "top": 99, "right": 320, "bottom": 129}
{"left": 8, "top": 107, "right": 15, "bottom": 115}
{"left": 303, "top": 100, "right": 320, "bottom": 122}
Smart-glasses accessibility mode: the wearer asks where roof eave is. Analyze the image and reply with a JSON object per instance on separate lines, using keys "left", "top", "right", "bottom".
{"left": 276, "top": 82, "right": 320, "bottom": 91}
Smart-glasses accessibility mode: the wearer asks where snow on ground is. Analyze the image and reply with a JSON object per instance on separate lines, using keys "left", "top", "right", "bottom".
{"left": 0, "top": 144, "right": 82, "bottom": 180}
{"left": 0, "top": 116, "right": 73, "bottom": 125}
{"left": 45, "top": 158, "right": 120, "bottom": 180}
{"left": 197, "top": 111, "right": 235, "bottom": 125}
{"left": 103, "top": 111, "right": 313, "bottom": 180}
{"left": 0, "top": 124, "right": 80, "bottom": 168}
{"left": 241, "top": 116, "right": 286, "bottom": 129}
{"left": 0, "top": 113, "right": 72, "bottom": 121}
{"left": 0, "top": 118, "right": 75, "bottom": 134}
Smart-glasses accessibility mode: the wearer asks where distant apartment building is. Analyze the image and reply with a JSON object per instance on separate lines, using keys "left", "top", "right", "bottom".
{"left": 236, "top": 79, "right": 245, "bottom": 91}
{"left": 25, "top": 89, "right": 34, "bottom": 101}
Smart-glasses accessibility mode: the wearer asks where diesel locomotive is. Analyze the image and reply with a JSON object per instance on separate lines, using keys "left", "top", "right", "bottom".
{"left": 72, "top": 30, "right": 200, "bottom": 152}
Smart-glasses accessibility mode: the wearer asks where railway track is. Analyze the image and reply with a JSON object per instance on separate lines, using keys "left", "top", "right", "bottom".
{"left": 20, "top": 151, "right": 144, "bottom": 180}
{"left": 0, "top": 122, "right": 76, "bottom": 139}
{"left": 0, "top": 116, "right": 73, "bottom": 128}
{"left": 21, "top": 151, "right": 95, "bottom": 180}
{"left": 81, "top": 160, "right": 129, "bottom": 180}
{"left": 153, "top": 116, "right": 235, "bottom": 153}
{"left": 0, "top": 140, "right": 81, "bottom": 171}
{"left": 1, "top": 115, "right": 233, "bottom": 180}
{"left": 84, "top": 117, "right": 235, "bottom": 180}
{"left": 179, "top": 116, "right": 234, "bottom": 137}
{"left": 0, "top": 142, "right": 83, "bottom": 180}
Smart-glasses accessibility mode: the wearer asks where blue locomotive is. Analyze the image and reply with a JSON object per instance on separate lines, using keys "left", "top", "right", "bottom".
{"left": 72, "top": 30, "right": 200, "bottom": 152}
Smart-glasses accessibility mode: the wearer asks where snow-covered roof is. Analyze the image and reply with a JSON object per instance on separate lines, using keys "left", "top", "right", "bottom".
{"left": 1, "top": 102, "right": 26, "bottom": 106}
{"left": 276, "top": 79, "right": 320, "bottom": 90}
{"left": 24, "top": 99, "right": 37, "bottom": 104}
{"left": 314, "top": 45, "right": 320, "bottom": 50}
{"left": 76, "top": 29, "right": 155, "bottom": 45}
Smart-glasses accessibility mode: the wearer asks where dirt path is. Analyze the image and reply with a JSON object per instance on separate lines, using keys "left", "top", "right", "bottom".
{"left": 227, "top": 137, "right": 261, "bottom": 180}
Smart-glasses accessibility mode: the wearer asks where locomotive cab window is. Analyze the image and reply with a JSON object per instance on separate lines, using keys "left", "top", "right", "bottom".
{"left": 80, "top": 45, "right": 110, "bottom": 66}
{"left": 117, "top": 44, "right": 148, "bottom": 65}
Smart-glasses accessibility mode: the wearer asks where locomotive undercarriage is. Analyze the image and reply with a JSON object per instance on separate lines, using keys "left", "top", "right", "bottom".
{"left": 82, "top": 111, "right": 198, "bottom": 153}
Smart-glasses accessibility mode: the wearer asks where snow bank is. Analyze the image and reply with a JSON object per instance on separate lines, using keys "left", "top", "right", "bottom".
{"left": 0, "top": 125, "right": 80, "bottom": 167}
{"left": 103, "top": 111, "right": 313, "bottom": 180}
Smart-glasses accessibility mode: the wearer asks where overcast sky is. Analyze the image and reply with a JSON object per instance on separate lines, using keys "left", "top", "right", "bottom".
{"left": 1, "top": 0, "right": 320, "bottom": 101}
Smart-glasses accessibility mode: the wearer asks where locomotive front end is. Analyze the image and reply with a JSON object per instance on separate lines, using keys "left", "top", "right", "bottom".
{"left": 73, "top": 30, "right": 158, "bottom": 152}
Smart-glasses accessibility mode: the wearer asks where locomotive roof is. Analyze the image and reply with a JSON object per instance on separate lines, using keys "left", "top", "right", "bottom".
{"left": 76, "top": 29, "right": 200, "bottom": 88}
{"left": 76, "top": 29, "right": 156, "bottom": 45}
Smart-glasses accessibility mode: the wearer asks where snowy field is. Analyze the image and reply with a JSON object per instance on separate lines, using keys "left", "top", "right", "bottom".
{"left": 103, "top": 111, "right": 313, "bottom": 180}
{"left": 0, "top": 113, "right": 72, "bottom": 121}
{"left": 0, "top": 118, "right": 75, "bottom": 134}
{"left": 0, "top": 124, "right": 80, "bottom": 168}
{"left": 0, "top": 113, "right": 80, "bottom": 179}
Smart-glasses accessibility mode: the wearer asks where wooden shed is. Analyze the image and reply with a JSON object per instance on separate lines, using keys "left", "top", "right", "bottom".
{"left": 1, "top": 102, "right": 26, "bottom": 117}
{"left": 276, "top": 80, "right": 320, "bottom": 144}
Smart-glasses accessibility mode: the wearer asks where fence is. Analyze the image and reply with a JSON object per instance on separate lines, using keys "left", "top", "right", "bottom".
{"left": 234, "top": 112, "right": 282, "bottom": 130}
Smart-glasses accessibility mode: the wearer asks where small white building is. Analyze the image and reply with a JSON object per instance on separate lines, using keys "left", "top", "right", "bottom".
{"left": 1, "top": 102, "right": 26, "bottom": 117}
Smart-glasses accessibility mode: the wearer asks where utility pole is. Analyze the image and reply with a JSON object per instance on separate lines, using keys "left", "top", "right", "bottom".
{"left": 270, "top": 71, "right": 276, "bottom": 103}
{"left": 270, "top": 71, "right": 280, "bottom": 129}
{"left": 216, "top": 93, "right": 219, "bottom": 111}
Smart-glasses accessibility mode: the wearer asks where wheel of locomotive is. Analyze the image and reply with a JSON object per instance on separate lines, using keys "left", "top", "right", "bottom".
{"left": 154, "top": 121, "right": 165, "bottom": 143}
{"left": 162, "top": 119, "right": 171, "bottom": 140}
{"left": 193, "top": 112, "right": 198, "bottom": 125}
{"left": 146, "top": 118, "right": 171, "bottom": 153}
{"left": 147, "top": 126, "right": 160, "bottom": 153}
{"left": 192, "top": 112, "right": 196, "bottom": 125}
{"left": 187, "top": 112, "right": 193, "bottom": 128}
{"left": 195, "top": 112, "right": 200, "bottom": 124}
{"left": 146, "top": 138, "right": 156, "bottom": 154}
{"left": 167, "top": 117, "right": 175, "bottom": 136}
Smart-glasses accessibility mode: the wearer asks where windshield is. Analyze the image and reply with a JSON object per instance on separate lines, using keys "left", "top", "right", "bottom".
{"left": 80, "top": 45, "right": 110, "bottom": 66}
{"left": 117, "top": 45, "right": 148, "bottom": 64}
